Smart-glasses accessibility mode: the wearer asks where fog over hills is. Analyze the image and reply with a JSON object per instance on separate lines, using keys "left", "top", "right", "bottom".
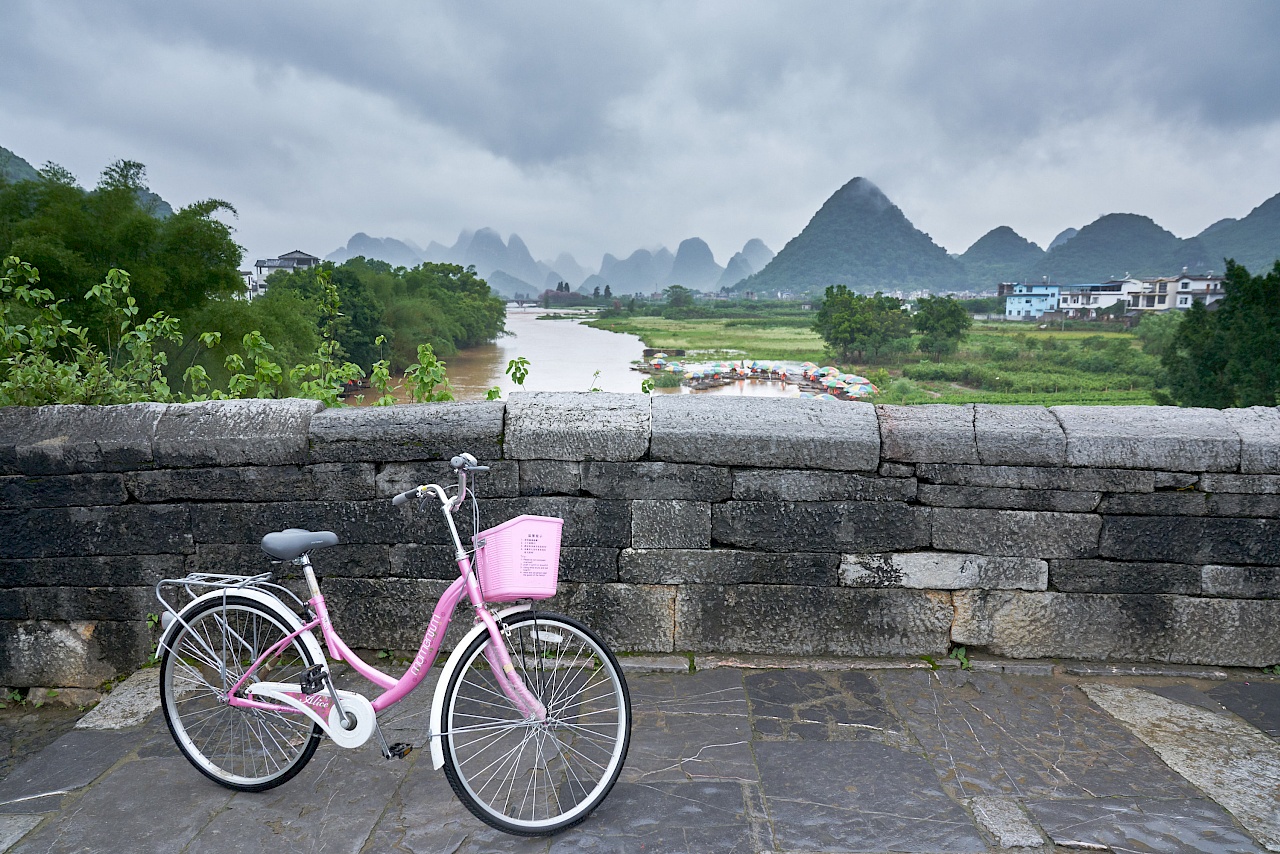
{"left": 327, "top": 178, "right": 1279, "bottom": 297}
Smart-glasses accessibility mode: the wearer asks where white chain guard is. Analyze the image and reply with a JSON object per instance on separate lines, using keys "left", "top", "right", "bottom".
{"left": 247, "top": 682, "right": 376, "bottom": 749}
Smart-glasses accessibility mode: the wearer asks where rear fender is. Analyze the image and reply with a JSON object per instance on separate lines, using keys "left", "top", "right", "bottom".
{"left": 157, "top": 588, "right": 326, "bottom": 667}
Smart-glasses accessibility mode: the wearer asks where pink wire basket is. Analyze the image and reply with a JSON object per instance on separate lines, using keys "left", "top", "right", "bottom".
{"left": 472, "top": 514, "right": 563, "bottom": 601}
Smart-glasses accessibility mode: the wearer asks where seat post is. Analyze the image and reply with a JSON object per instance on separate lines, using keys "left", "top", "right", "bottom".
{"left": 298, "top": 555, "right": 321, "bottom": 599}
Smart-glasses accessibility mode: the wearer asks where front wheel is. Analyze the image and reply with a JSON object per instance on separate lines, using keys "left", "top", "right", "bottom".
{"left": 441, "top": 612, "right": 631, "bottom": 836}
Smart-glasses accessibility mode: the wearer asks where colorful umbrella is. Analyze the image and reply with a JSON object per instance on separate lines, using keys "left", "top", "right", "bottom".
{"left": 816, "top": 393, "right": 838, "bottom": 401}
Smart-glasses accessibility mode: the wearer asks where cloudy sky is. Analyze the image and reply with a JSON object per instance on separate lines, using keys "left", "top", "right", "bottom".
{"left": 5, "top": 1, "right": 1280, "bottom": 272}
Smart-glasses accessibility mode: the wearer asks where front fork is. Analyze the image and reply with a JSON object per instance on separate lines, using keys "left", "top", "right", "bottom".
{"left": 476, "top": 606, "right": 547, "bottom": 722}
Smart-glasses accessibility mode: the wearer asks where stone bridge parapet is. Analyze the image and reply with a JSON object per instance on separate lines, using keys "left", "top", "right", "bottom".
{"left": 2, "top": 395, "right": 1278, "bottom": 687}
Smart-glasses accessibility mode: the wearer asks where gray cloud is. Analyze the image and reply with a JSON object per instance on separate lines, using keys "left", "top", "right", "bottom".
{"left": 2, "top": 0, "right": 1279, "bottom": 271}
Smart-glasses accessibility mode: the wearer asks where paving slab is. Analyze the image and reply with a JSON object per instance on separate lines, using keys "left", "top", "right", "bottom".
{"left": 8, "top": 755, "right": 233, "bottom": 854}
{"left": 1026, "top": 796, "right": 1268, "bottom": 853}
{"left": 755, "top": 739, "right": 988, "bottom": 853}
{"left": 879, "top": 669, "right": 1200, "bottom": 801}
{"left": 6, "top": 664, "right": 1280, "bottom": 852}
{"left": 0, "top": 730, "right": 133, "bottom": 813}
{"left": 743, "top": 669, "right": 908, "bottom": 747}
{"left": 1208, "top": 680, "right": 1280, "bottom": 740}
{"left": 1082, "top": 683, "right": 1280, "bottom": 852}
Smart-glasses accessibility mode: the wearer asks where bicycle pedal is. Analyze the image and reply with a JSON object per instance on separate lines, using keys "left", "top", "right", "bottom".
{"left": 300, "top": 664, "right": 328, "bottom": 695}
{"left": 385, "top": 742, "right": 412, "bottom": 760}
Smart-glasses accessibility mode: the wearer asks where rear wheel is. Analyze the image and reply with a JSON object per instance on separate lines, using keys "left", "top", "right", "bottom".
{"left": 160, "top": 595, "right": 321, "bottom": 791}
{"left": 441, "top": 612, "right": 631, "bottom": 835}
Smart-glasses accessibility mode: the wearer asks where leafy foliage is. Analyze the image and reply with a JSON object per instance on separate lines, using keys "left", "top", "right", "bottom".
{"left": 0, "top": 160, "right": 241, "bottom": 343}
{"left": 811, "top": 285, "right": 913, "bottom": 362}
{"left": 1161, "top": 260, "right": 1280, "bottom": 407}
{"left": 913, "top": 295, "right": 972, "bottom": 359}
{"left": 1, "top": 257, "right": 183, "bottom": 405}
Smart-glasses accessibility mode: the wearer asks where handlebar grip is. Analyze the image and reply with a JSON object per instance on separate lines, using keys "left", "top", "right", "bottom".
{"left": 470, "top": 465, "right": 490, "bottom": 472}
{"left": 392, "top": 489, "right": 416, "bottom": 506}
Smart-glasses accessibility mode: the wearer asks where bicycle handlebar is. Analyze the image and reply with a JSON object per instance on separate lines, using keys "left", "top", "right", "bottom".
{"left": 391, "top": 452, "right": 488, "bottom": 507}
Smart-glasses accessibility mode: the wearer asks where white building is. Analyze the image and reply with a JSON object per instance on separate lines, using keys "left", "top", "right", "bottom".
{"left": 242, "top": 250, "right": 323, "bottom": 300}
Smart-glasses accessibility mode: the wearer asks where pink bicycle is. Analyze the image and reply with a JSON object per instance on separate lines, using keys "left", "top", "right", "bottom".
{"left": 155, "top": 453, "right": 631, "bottom": 836}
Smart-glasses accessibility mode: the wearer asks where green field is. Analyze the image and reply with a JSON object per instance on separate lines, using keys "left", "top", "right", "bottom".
{"left": 587, "top": 314, "right": 1164, "bottom": 406}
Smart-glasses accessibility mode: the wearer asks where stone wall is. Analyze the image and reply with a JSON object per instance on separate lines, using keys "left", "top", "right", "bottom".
{"left": 2, "top": 395, "right": 1279, "bottom": 687}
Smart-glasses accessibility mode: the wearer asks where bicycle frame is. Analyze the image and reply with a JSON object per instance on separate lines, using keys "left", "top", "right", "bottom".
{"left": 223, "top": 480, "right": 547, "bottom": 732}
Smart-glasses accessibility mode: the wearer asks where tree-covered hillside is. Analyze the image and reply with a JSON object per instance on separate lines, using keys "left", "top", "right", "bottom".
{"left": 1196, "top": 191, "right": 1280, "bottom": 274}
{"left": 1033, "top": 214, "right": 1210, "bottom": 282}
{"left": 960, "top": 226, "right": 1045, "bottom": 287}
{"left": 737, "top": 178, "right": 966, "bottom": 294}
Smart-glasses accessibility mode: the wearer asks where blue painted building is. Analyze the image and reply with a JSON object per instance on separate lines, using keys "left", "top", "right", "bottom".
{"left": 1004, "top": 283, "right": 1060, "bottom": 320}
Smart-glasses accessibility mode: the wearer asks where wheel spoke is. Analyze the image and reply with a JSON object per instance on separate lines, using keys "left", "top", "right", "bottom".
{"left": 442, "top": 614, "right": 630, "bottom": 834}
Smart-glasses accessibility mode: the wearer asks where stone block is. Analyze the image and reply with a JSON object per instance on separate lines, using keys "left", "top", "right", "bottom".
{"left": 651, "top": 396, "right": 879, "bottom": 471}
{"left": 389, "top": 543, "right": 470, "bottom": 580}
{"left": 153, "top": 398, "right": 322, "bottom": 468}
{"left": 916, "top": 463, "right": 1154, "bottom": 493}
{"left": 128, "top": 462, "right": 376, "bottom": 503}
{"left": 0, "top": 403, "right": 166, "bottom": 475}
{"left": 1052, "top": 405, "right": 1240, "bottom": 471}
{"left": 931, "top": 508, "right": 1101, "bottom": 559}
{"left": 1201, "top": 565, "right": 1280, "bottom": 599}
{"left": 975, "top": 405, "right": 1066, "bottom": 466}
{"left": 581, "top": 461, "right": 732, "bottom": 501}
{"left": 504, "top": 392, "right": 649, "bottom": 461}
{"left": 1154, "top": 471, "right": 1199, "bottom": 490}
{"left": 0, "top": 504, "right": 192, "bottom": 558}
{"left": 1049, "top": 559, "right": 1201, "bottom": 595}
{"left": 189, "top": 499, "right": 452, "bottom": 547}
{"left": 952, "top": 590, "right": 1280, "bottom": 666}
{"left": 0, "top": 619, "right": 152, "bottom": 687}
{"left": 556, "top": 548, "right": 621, "bottom": 583}
{"left": 877, "top": 404, "right": 978, "bottom": 463}
{"left": 674, "top": 584, "right": 953, "bottom": 656}
{"left": 8, "top": 587, "right": 153, "bottom": 621}
{"left": 732, "top": 469, "right": 915, "bottom": 502}
{"left": 478, "top": 497, "right": 631, "bottom": 548}
{"left": 0, "top": 473, "right": 127, "bottom": 508}
{"left": 376, "top": 459, "right": 518, "bottom": 498}
{"left": 712, "top": 501, "right": 928, "bottom": 553}
{"left": 1206, "top": 494, "right": 1280, "bottom": 518}
{"left": 917, "top": 484, "right": 1100, "bottom": 512}
{"left": 308, "top": 401, "right": 504, "bottom": 463}
{"left": 318, "top": 577, "right": 464, "bottom": 650}
{"left": 518, "top": 460, "right": 581, "bottom": 495}
{"left": 619, "top": 548, "right": 838, "bottom": 586}
{"left": 1100, "top": 516, "right": 1280, "bottom": 565}
{"left": 1221, "top": 406, "right": 1280, "bottom": 473}
{"left": 631, "top": 500, "right": 710, "bottom": 549}
{"left": 840, "top": 552, "right": 1047, "bottom": 590}
{"left": 0, "top": 555, "right": 185, "bottom": 587}
{"left": 196, "top": 542, "right": 393, "bottom": 579}
{"left": 1200, "top": 473, "right": 1280, "bottom": 494}
{"left": 879, "top": 462, "right": 915, "bottom": 477}
{"left": 542, "top": 583, "right": 676, "bottom": 652}
{"left": 1098, "top": 493, "right": 1208, "bottom": 515}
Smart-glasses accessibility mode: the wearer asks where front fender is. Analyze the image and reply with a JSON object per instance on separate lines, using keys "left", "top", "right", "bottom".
{"left": 428, "top": 603, "right": 532, "bottom": 770}
{"left": 157, "top": 588, "right": 326, "bottom": 668}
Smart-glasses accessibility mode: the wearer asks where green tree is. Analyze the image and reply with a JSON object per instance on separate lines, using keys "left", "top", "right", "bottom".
{"left": 665, "top": 285, "right": 695, "bottom": 308}
{"left": 811, "top": 285, "right": 913, "bottom": 362}
{"left": 1134, "top": 310, "right": 1182, "bottom": 358}
{"left": 1161, "top": 260, "right": 1280, "bottom": 407}
{"left": 0, "top": 160, "right": 240, "bottom": 342}
{"left": 913, "top": 295, "right": 971, "bottom": 359}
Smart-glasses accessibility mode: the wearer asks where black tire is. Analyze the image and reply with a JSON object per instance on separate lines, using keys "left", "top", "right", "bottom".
{"left": 440, "top": 611, "right": 631, "bottom": 835}
{"left": 160, "top": 595, "right": 322, "bottom": 792}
